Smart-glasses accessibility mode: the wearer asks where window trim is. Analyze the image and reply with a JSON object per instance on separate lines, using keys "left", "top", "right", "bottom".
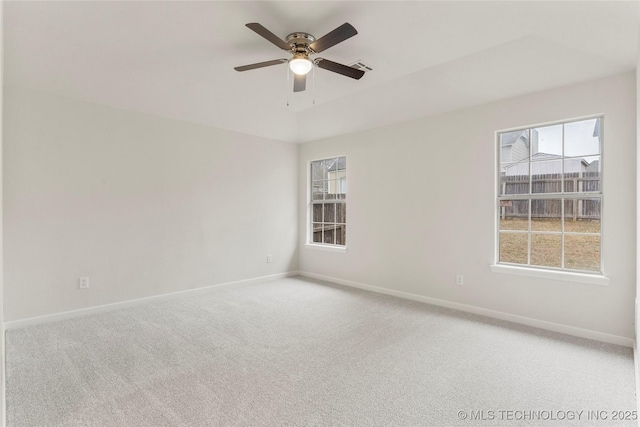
{"left": 489, "top": 264, "right": 609, "bottom": 286}
{"left": 307, "top": 155, "right": 347, "bottom": 249}
{"left": 494, "top": 115, "right": 605, "bottom": 277}
{"left": 304, "top": 243, "right": 348, "bottom": 253}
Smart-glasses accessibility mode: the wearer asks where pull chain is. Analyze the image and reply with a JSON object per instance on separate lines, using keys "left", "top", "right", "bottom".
{"left": 285, "top": 65, "right": 290, "bottom": 107}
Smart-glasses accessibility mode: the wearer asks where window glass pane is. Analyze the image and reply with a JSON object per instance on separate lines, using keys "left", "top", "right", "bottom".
{"left": 325, "top": 180, "right": 339, "bottom": 199}
{"left": 312, "top": 180, "right": 325, "bottom": 201}
{"left": 584, "top": 156, "right": 600, "bottom": 173}
{"left": 531, "top": 199, "right": 561, "bottom": 232}
{"left": 499, "top": 233, "right": 528, "bottom": 264}
{"left": 336, "top": 203, "right": 346, "bottom": 224}
{"left": 564, "top": 156, "right": 600, "bottom": 192}
{"left": 336, "top": 224, "right": 346, "bottom": 245}
{"left": 330, "top": 169, "right": 346, "bottom": 180}
{"left": 325, "top": 158, "right": 337, "bottom": 174}
{"left": 563, "top": 199, "right": 601, "bottom": 232}
{"left": 564, "top": 118, "right": 601, "bottom": 157}
{"left": 500, "top": 129, "right": 530, "bottom": 163}
{"left": 531, "top": 160, "right": 562, "bottom": 193}
{"left": 312, "top": 204, "right": 322, "bottom": 222}
{"left": 530, "top": 234, "right": 562, "bottom": 268}
{"left": 499, "top": 199, "right": 528, "bottom": 231}
{"left": 323, "top": 224, "right": 335, "bottom": 244}
{"left": 312, "top": 224, "right": 323, "bottom": 243}
{"left": 500, "top": 165, "right": 529, "bottom": 195}
{"left": 563, "top": 173, "right": 575, "bottom": 193}
{"left": 323, "top": 203, "right": 335, "bottom": 223}
{"left": 310, "top": 156, "right": 346, "bottom": 247}
{"left": 564, "top": 235, "right": 600, "bottom": 271}
{"left": 311, "top": 160, "right": 325, "bottom": 181}
{"left": 533, "top": 124, "right": 562, "bottom": 157}
{"left": 337, "top": 178, "right": 346, "bottom": 199}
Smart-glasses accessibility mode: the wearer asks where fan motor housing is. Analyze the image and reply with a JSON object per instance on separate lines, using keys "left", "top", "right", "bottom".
{"left": 286, "top": 32, "right": 316, "bottom": 53}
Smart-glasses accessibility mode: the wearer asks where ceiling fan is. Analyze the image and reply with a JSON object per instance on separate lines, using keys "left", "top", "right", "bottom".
{"left": 234, "top": 22, "right": 365, "bottom": 92}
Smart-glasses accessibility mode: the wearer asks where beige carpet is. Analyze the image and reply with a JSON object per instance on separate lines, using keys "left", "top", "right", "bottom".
{"left": 6, "top": 276, "right": 637, "bottom": 426}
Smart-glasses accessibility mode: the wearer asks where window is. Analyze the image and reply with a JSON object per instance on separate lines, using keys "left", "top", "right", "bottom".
{"left": 310, "top": 157, "right": 346, "bottom": 246}
{"left": 497, "top": 117, "right": 602, "bottom": 273}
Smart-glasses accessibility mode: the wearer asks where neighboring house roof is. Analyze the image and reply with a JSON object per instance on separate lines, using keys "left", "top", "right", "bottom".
{"left": 530, "top": 152, "right": 562, "bottom": 161}
{"left": 529, "top": 152, "right": 590, "bottom": 166}
{"left": 593, "top": 118, "right": 601, "bottom": 140}
{"left": 500, "top": 130, "right": 527, "bottom": 146}
{"left": 503, "top": 152, "right": 592, "bottom": 175}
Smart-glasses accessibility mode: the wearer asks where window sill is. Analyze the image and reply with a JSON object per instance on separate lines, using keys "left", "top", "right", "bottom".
{"left": 304, "top": 243, "right": 347, "bottom": 254}
{"left": 490, "top": 264, "right": 609, "bottom": 286}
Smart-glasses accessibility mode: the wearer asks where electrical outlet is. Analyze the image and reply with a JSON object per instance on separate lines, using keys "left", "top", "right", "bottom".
{"left": 267, "top": 255, "right": 272, "bottom": 263}
{"left": 456, "top": 275, "right": 464, "bottom": 286}
{"left": 79, "top": 276, "right": 90, "bottom": 289}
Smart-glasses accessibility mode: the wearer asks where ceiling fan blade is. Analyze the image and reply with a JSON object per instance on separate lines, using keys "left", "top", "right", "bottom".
{"left": 293, "top": 74, "right": 306, "bottom": 92}
{"left": 308, "top": 23, "right": 358, "bottom": 53}
{"left": 234, "top": 59, "right": 287, "bottom": 72}
{"left": 316, "top": 58, "right": 364, "bottom": 80}
{"left": 245, "top": 23, "right": 292, "bottom": 51}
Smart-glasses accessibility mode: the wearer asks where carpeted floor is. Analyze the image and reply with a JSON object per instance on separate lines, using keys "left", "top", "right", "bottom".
{"left": 5, "top": 276, "right": 637, "bottom": 426}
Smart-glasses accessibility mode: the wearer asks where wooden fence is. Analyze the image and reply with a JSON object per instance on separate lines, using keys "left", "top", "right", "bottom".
{"left": 500, "top": 172, "right": 600, "bottom": 220}
{"left": 312, "top": 224, "right": 346, "bottom": 245}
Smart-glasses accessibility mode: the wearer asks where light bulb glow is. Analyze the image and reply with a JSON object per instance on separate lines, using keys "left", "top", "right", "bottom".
{"left": 289, "top": 57, "right": 313, "bottom": 75}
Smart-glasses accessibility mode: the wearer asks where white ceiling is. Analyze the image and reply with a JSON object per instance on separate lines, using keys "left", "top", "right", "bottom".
{"left": 4, "top": 1, "right": 639, "bottom": 143}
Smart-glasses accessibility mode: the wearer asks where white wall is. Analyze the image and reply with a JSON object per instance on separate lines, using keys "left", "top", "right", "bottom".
{"left": 636, "top": 18, "right": 640, "bottom": 348}
{"left": 1, "top": 1, "right": 5, "bottom": 422}
{"left": 299, "top": 71, "right": 637, "bottom": 339}
{"left": 636, "top": 23, "right": 640, "bottom": 406}
{"left": 3, "top": 87, "right": 299, "bottom": 321}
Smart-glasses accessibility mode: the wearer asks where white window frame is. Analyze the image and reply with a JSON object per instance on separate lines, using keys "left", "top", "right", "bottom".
{"left": 492, "top": 115, "right": 608, "bottom": 285}
{"left": 305, "top": 156, "right": 347, "bottom": 253}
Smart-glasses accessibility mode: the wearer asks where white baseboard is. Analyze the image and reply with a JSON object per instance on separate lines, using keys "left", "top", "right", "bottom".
{"left": 1, "top": 318, "right": 4, "bottom": 427}
{"left": 636, "top": 299, "right": 639, "bottom": 415}
{"left": 299, "top": 271, "right": 635, "bottom": 348}
{"left": 4, "top": 272, "right": 299, "bottom": 331}
{"left": 7, "top": 270, "right": 634, "bottom": 349}
{"left": 634, "top": 342, "right": 640, "bottom": 416}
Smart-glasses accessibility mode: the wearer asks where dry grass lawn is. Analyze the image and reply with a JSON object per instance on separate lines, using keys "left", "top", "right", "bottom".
{"left": 499, "top": 218, "right": 600, "bottom": 271}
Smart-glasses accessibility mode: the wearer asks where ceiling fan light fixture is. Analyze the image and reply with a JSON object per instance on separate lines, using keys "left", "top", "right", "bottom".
{"left": 235, "top": 22, "right": 364, "bottom": 91}
{"left": 289, "top": 56, "right": 313, "bottom": 75}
